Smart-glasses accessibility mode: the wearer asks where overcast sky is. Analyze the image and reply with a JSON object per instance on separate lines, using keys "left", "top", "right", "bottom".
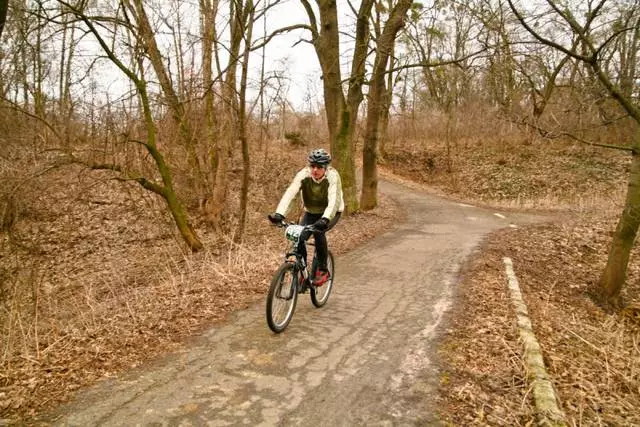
{"left": 257, "top": 0, "right": 360, "bottom": 111}
{"left": 57, "top": 1, "right": 359, "bottom": 113}
{"left": 260, "top": 2, "right": 322, "bottom": 110}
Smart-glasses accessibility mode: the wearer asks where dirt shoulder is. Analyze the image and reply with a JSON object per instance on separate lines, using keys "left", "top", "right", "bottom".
{"left": 431, "top": 200, "right": 640, "bottom": 424}
{"left": 380, "top": 142, "right": 639, "bottom": 425}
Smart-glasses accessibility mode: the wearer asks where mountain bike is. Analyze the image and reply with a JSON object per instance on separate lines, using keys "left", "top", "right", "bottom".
{"left": 266, "top": 220, "right": 335, "bottom": 333}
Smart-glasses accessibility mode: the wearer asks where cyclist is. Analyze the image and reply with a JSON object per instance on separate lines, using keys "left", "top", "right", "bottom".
{"left": 268, "top": 148, "right": 344, "bottom": 286}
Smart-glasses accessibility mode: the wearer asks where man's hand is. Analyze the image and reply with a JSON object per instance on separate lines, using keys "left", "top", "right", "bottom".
{"left": 313, "top": 217, "right": 330, "bottom": 231}
{"left": 268, "top": 213, "right": 285, "bottom": 224}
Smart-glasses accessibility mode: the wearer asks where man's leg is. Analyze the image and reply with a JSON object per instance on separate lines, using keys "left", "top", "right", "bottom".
{"left": 297, "top": 212, "right": 321, "bottom": 267}
{"left": 313, "top": 230, "right": 328, "bottom": 270}
{"left": 312, "top": 212, "right": 340, "bottom": 285}
{"left": 312, "top": 211, "right": 341, "bottom": 270}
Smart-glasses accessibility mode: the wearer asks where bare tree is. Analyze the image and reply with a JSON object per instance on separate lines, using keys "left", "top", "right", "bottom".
{"left": 57, "top": 2, "right": 78, "bottom": 146}
{"left": 517, "top": 48, "right": 574, "bottom": 120}
{"left": 209, "top": 0, "right": 253, "bottom": 225}
{"left": 361, "top": 0, "right": 413, "bottom": 210}
{"left": 60, "top": 1, "right": 203, "bottom": 251}
{"left": 508, "top": 0, "right": 640, "bottom": 309}
{"left": 404, "top": 1, "right": 479, "bottom": 112}
{"left": 200, "top": 0, "right": 220, "bottom": 220}
{"left": 124, "top": 0, "right": 206, "bottom": 203}
{"left": 300, "top": 0, "right": 375, "bottom": 213}
{"left": 235, "top": 0, "right": 256, "bottom": 241}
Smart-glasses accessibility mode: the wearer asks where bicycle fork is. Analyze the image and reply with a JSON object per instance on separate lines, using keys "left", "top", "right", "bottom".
{"left": 297, "top": 258, "right": 309, "bottom": 293}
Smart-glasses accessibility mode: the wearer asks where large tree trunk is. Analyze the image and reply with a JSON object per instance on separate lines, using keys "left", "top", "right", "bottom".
{"left": 598, "top": 141, "right": 640, "bottom": 308}
{"left": 134, "top": 65, "right": 204, "bottom": 252}
{"left": 361, "top": 0, "right": 412, "bottom": 210}
{"left": 308, "top": 0, "right": 374, "bottom": 214}
{"left": 315, "top": 1, "right": 354, "bottom": 210}
{"left": 152, "top": 145, "right": 204, "bottom": 252}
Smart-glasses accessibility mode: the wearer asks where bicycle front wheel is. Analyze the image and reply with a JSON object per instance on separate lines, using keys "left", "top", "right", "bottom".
{"left": 266, "top": 262, "right": 298, "bottom": 333}
{"left": 311, "top": 250, "right": 334, "bottom": 307}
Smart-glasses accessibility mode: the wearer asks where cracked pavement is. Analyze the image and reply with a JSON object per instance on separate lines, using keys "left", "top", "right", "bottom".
{"left": 46, "top": 180, "right": 538, "bottom": 426}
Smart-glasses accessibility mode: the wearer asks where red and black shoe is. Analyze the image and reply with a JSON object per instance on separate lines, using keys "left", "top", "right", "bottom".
{"left": 312, "top": 269, "right": 330, "bottom": 287}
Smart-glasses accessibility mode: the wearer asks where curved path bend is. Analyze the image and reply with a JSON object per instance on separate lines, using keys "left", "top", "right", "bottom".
{"left": 49, "top": 180, "right": 539, "bottom": 426}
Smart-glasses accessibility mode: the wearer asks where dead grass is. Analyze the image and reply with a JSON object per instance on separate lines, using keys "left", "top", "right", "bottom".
{"left": 383, "top": 137, "right": 629, "bottom": 211}
{"left": 438, "top": 215, "right": 640, "bottom": 426}
{"left": 0, "top": 145, "right": 400, "bottom": 424}
{"left": 2, "top": 127, "right": 639, "bottom": 426}
{"left": 386, "top": 137, "right": 640, "bottom": 425}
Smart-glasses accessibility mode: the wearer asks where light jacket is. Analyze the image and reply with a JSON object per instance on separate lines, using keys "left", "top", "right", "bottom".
{"left": 276, "top": 166, "right": 344, "bottom": 220}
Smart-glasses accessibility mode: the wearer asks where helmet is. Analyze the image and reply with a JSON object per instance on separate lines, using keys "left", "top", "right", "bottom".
{"left": 307, "top": 148, "right": 331, "bottom": 166}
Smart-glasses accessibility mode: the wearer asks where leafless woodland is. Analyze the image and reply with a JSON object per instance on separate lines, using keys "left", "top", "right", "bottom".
{"left": 1, "top": 0, "right": 639, "bottom": 422}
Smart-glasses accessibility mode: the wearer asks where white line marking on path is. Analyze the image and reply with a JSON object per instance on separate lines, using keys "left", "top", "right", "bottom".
{"left": 494, "top": 213, "right": 506, "bottom": 219}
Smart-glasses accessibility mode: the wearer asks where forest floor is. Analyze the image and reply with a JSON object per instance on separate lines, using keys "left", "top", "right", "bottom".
{"left": 383, "top": 138, "right": 640, "bottom": 426}
{"left": 2, "top": 138, "right": 640, "bottom": 425}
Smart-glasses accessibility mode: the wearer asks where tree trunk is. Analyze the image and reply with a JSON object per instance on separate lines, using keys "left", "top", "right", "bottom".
{"left": 378, "top": 40, "right": 395, "bottom": 161}
{"left": 235, "top": 0, "right": 254, "bottom": 242}
{"left": 127, "top": 0, "right": 205, "bottom": 198}
{"left": 210, "top": 0, "right": 244, "bottom": 225}
{"left": 361, "top": 0, "right": 412, "bottom": 210}
{"left": 135, "top": 65, "right": 204, "bottom": 252}
{"left": 200, "top": 0, "right": 218, "bottom": 211}
{"left": 308, "top": 0, "right": 374, "bottom": 214}
{"left": 259, "top": 9, "right": 267, "bottom": 154}
{"left": 0, "top": 0, "right": 8, "bottom": 40}
{"left": 598, "top": 140, "right": 640, "bottom": 308}
{"left": 69, "top": 5, "right": 203, "bottom": 251}
{"left": 153, "top": 145, "right": 204, "bottom": 252}
{"left": 33, "top": 2, "right": 45, "bottom": 118}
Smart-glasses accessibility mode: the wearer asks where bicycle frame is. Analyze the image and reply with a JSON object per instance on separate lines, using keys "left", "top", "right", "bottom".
{"left": 282, "top": 224, "right": 318, "bottom": 293}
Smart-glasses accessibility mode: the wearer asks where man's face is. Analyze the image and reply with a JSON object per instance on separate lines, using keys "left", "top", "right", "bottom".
{"left": 310, "top": 163, "right": 326, "bottom": 180}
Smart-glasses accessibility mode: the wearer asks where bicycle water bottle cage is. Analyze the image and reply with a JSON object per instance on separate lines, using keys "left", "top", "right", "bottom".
{"left": 285, "top": 224, "right": 305, "bottom": 242}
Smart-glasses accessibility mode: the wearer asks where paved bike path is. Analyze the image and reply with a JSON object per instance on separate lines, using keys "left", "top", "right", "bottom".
{"left": 48, "top": 180, "right": 537, "bottom": 426}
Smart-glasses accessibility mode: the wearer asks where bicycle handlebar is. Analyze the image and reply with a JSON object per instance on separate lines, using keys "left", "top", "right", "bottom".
{"left": 270, "top": 219, "right": 320, "bottom": 233}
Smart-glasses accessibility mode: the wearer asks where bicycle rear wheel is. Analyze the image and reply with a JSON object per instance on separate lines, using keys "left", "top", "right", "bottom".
{"left": 266, "top": 262, "right": 298, "bottom": 333}
{"left": 311, "top": 250, "right": 334, "bottom": 307}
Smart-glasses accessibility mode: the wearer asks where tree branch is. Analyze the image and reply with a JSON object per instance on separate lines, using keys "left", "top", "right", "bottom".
{"left": 251, "top": 23, "right": 313, "bottom": 51}
{"left": 389, "top": 47, "right": 488, "bottom": 73}
{"left": 62, "top": 154, "right": 168, "bottom": 197}
{"left": 507, "top": 0, "right": 592, "bottom": 63}
{"left": 509, "top": 0, "right": 640, "bottom": 123}
{"left": 300, "top": 0, "right": 318, "bottom": 39}
{"left": 514, "top": 117, "right": 634, "bottom": 153}
{"left": 59, "top": 0, "right": 142, "bottom": 87}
